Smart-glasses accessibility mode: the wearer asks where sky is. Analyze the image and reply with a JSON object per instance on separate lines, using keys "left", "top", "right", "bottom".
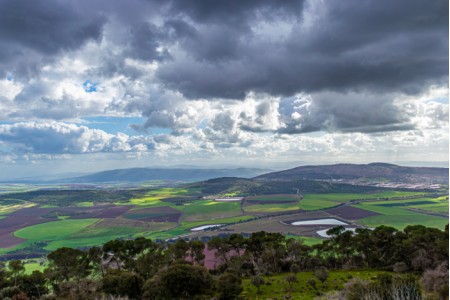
{"left": 0, "top": 0, "right": 448, "bottom": 179}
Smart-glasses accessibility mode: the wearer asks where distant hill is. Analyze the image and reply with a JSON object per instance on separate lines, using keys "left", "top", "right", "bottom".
{"left": 188, "top": 177, "right": 388, "bottom": 196}
{"left": 63, "top": 167, "right": 271, "bottom": 183}
{"left": 255, "top": 163, "right": 449, "bottom": 184}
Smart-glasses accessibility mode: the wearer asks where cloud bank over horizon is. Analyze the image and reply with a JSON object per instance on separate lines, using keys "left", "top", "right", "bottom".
{"left": 0, "top": 0, "right": 448, "bottom": 175}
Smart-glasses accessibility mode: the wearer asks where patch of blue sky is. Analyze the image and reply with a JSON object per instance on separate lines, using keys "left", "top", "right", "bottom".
{"left": 82, "top": 80, "right": 98, "bottom": 93}
{"left": 427, "top": 97, "right": 448, "bottom": 104}
{"left": 6, "top": 73, "right": 14, "bottom": 81}
{"left": 83, "top": 116, "right": 171, "bottom": 136}
{"left": 197, "top": 118, "right": 208, "bottom": 129}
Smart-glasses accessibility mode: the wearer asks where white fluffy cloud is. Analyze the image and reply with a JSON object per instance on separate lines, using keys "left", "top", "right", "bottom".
{"left": 0, "top": 122, "right": 153, "bottom": 154}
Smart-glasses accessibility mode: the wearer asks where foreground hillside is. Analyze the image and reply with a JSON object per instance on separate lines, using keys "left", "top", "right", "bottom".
{"left": 0, "top": 226, "right": 447, "bottom": 299}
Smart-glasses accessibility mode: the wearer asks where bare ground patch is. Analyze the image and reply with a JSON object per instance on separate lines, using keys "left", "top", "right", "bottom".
{"left": 325, "top": 205, "right": 380, "bottom": 220}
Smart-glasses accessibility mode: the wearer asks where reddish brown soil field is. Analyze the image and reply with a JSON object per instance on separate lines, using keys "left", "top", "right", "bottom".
{"left": 139, "top": 215, "right": 181, "bottom": 222}
{"left": 325, "top": 205, "right": 380, "bottom": 220}
{"left": 0, "top": 234, "right": 26, "bottom": 248}
{"left": 124, "top": 206, "right": 182, "bottom": 222}
{"left": 92, "top": 206, "right": 132, "bottom": 218}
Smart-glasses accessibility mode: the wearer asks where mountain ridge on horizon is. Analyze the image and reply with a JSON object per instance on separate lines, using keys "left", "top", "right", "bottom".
{"left": 2, "top": 162, "right": 448, "bottom": 184}
{"left": 255, "top": 162, "right": 449, "bottom": 184}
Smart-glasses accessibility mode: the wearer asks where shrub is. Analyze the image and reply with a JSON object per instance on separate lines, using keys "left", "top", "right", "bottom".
{"left": 314, "top": 267, "right": 329, "bottom": 284}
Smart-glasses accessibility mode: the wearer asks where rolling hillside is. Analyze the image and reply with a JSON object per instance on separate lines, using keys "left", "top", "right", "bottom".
{"left": 255, "top": 163, "right": 449, "bottom": 184}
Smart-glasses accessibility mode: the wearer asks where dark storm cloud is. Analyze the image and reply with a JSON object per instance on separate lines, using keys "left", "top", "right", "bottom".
{"left": 0, "top": 0, "right": 106, "bottom": 76}
{"left": 1, "top": 0, "right": 447, "bottom": 137}
{"left": 126, "top": 21, "right": 171, "bottom": 62}
{"left": 157, "top": 0, "right": 448, "bottom": 99}
{"left": 166, "top": 0, "right": 304, "bottom": 26}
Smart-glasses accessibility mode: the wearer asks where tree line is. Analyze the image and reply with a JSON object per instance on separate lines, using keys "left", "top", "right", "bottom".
{"left": 0, "top": 224, "right": 447, "bottom": 299}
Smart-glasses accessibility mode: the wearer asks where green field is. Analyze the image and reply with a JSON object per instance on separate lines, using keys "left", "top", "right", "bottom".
{"left": 13, "top": 220, "right": 160, "bottom": 251}
{"left": 299, "top": 198, "right": 337, "bottom": 210}
{"left": 241, "top": 270, "right": 389, "bottom": 299}
{"left": 246, "top": 194, "right": 300, "bottom": 202}
{"left": 244, "top": 203, "right": 300, "bottom": 213}
{"left": 183, "top": 200, "right": 243, "bottom": 221}
{"left": 129, "top": 187, "right": 199, "bottom": 207}
{"left": 355, "top": 203, "right": 448, "bottom": 229}
{"left": 299, "top": 192, "right": 436, "bottom": 211}
{"left": 15, "top": 219, "right": 99, "bottom": 241}
{"left": 76, "top": 201, "right": 94, "bottom": 207}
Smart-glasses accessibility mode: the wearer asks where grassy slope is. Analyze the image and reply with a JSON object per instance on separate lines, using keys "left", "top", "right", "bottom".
{"left": 241, "top": 270, "right": 389, "bottom": 299}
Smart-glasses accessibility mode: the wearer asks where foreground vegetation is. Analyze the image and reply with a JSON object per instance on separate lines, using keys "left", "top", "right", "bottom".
{"left": 0, "top": 224, "right": 447, "bottom": 299}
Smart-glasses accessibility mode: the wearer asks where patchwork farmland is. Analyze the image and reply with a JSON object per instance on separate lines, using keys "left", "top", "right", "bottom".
{"left": 0, "top": 182, "right": 447, "bottom": 259}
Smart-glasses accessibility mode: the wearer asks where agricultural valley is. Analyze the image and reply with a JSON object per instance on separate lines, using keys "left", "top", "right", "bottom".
{"left": 0, "top": 163, "right": 447, "bottom": 257}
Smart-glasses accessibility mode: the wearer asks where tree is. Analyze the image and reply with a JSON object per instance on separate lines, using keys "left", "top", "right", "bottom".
{"left": 0, "top": 286, "right": 28, "bottom": 300}
{"left": 142, "top": 263, "right": 214, "bottom": 300}
{"left": 101, "top": 270, "right": 143, "bottom": 299}
{"left": 286, "top": 238, "right": 311, "bottom": 268}
{"left": 135, "top": 243, "right": 168, "bottom": 280}
{"left": 46, "top": 247, "right": 90, "bottom": 283}
{"left": 208, "top": 236, "right": 231, "bottom": 265}
{"left": 87, "top": 246, "right": 105, "bottom": 277}
{"left": 217, "top": 272, "right": 243, "bottom": 300}
{"left": 188, "top": 240, "right": 205, "bottom": 265}
{"left": 228, "top": 233, "right": 245, "bottom": 255}
{"left": 168, "top": 239, "right": 189, "bottom": 261}
{"left": 58, "top": 278, "right": 100, "bottom": 300}
{"left": 251, "top": 275, "right": 265, "bottom": 294}
{"left": 247, "top": 232, "right": 284, "bottom": 261}
{"left": 290, "top": 263, "right": 300, "bottom": 275}
{"left": 7, "top": 260, "right": 25, "bottom": 286}
{"left": 0, "top": 262, "right": 7, "bottom": 289}
{"left": 20, "top": 270, "right": 49, "bottom": 299}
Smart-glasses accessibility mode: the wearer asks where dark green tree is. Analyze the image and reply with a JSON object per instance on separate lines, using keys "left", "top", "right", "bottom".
{"left": 188, "top": 240, "right": 205, "bottom": 265}
{"left": 20, "top": 270, "right": 49, "bottom": 299}
{"left": 168, "top": 239, "right": 189, "bottom": 261}
{"left": 101, "top": 270, "right": 143, "bottom": 299}
{"left": 142, "top": 263, "right": 214, "bottom": 299}
{"left": 45, "top": 247, "right": 91, "bottom": 290}
{"left": 217, "top": 272, "right": 243, "bottom": 300}
{"left": 7, "top": 260, "right": 25, "bottom": 286}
